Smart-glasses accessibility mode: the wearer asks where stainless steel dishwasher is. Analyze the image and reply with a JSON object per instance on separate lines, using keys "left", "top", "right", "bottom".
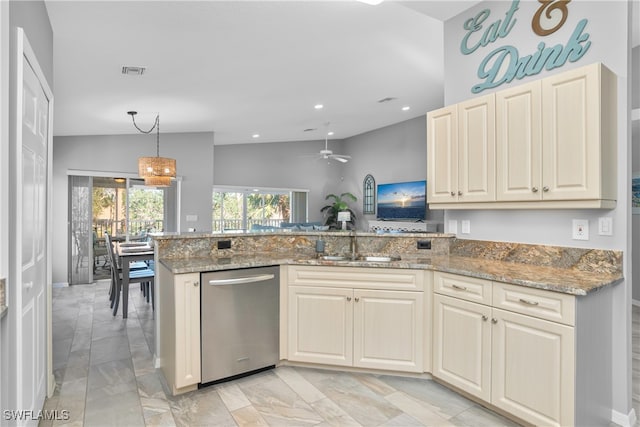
{"left": 200, "top": 266, "right": 279, "bottom": 385}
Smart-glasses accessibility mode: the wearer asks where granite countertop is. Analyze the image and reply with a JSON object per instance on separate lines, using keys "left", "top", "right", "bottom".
{"left": 159, "top": 252, "right": 623, "bottom": 296}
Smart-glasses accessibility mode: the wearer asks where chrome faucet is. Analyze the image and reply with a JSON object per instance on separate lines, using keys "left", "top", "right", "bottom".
{"left": 350, "top": 232, "right": 358, "bottom": 259}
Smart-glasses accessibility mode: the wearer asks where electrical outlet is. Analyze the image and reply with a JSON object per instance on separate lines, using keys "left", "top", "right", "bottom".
{"left": 186, "top": 214, "right": 198, "bottom": 222}
{"left": 598, "top": 217, "right": 613, "bottom": 236}
{"left": 572, "top": 219, "right": 589, "bottom": 240}
{"left": 417, "top": 240, "right": 431, "bottom": 250}
{"left": 448, "top": 220, "right": 458, "bottom": 234}
{"left": 217, "top": 240, "right": 231, "bottom": 249}
{"left": 461, "top": 220, "right": 471, "bottom": 234}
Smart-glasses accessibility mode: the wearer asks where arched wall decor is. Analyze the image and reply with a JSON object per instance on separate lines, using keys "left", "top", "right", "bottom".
{"left": 363, "top": 174, "right": 375, "bottom": 215}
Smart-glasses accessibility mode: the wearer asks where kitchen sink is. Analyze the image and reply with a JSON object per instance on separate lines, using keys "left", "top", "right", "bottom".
{"left": 356, "top": 255, "right": 401, "bottom": 262}
{"left": 319, "top": 255, "right": 350, "bottom": 261}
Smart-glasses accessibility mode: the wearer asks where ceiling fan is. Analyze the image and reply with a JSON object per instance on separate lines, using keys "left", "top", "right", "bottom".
{"left": 307, "top": 122, "right": 351, "bottom": 163}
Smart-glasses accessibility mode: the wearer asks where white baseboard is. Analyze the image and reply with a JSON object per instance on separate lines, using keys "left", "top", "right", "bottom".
{"left": 612, "top": 408, "right": 637, "bottom": 427}
{"left": 154, "top": 355, "right": 162, "bottom": 369}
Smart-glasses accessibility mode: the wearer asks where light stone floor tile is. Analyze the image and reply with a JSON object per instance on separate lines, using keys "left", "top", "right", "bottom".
{"left": 385, "top": 391, "right": 454, "bottom": 426}
{"left": 275, "top": 365, "right": 326, "bottom": 404}
{"left": 216, "top": 383, "right": 253, "bottom": 412}
{"left": 53, "top": 282, "right": 640, "bottom": 427}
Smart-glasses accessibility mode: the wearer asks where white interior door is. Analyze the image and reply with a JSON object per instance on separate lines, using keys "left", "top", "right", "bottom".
{"left": 9, "top": 28, "right": 53, "bottom": 421}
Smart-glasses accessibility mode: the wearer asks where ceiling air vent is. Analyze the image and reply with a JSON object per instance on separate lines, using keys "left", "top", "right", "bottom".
{"left": 377, "top": 97, "right": 397, "bottom": 103}
{"left": 303, "top": 128, "right": 317, "bottom": 132}
{"left": 121, "top": 66, "right": 146, "bottom": 76}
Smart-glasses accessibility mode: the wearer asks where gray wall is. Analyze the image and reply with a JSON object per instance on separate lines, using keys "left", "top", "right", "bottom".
{"left": 444, "top": 1, "right": 632, "bottom": 419}
{"left": 339, "top": 115, "right": 444, "bottom": 229}
{"left": 634, "top": 45, "right": 640, "bottom": 301}
{"left": 213, "top": 139, "right": 348, "bottom": 224}
{"left": 52, "top": 132, "right": 214, "bottom": 283}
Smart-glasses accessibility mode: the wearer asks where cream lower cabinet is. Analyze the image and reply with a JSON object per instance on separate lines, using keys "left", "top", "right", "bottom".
{"left": 433, "top": 272, "right": 575, "bottom": 427}
{"left": 157, "top": 263, "right": 201, "bottom": 395}
{"left": 287, "top": 266, "right": 425, "bottom": 373}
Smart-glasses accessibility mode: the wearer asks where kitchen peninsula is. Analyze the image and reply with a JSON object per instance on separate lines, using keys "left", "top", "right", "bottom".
{"left": 153, "top": 231, "right": 622, "bottom": 427}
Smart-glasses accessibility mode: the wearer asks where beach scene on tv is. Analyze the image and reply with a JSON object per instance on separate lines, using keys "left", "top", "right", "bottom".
{"left": 377, "top": 180, "right": 426, "bottom": 220}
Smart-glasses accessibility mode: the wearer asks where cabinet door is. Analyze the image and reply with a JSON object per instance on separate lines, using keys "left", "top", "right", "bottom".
{"left": 433, "top": 294, "right": 491, "bottom": 401}
{"left": 288, "top": 286, "right": 353, "bottom": 366}
{"left": 458, "top": 94, "right": 496, "bottom": 202}
{"left": 496, "top": 81, "right": 542, "bottom": 201}
{"left": 542, "top": 64, "right": 601, "bottom": 201}
{"left": 491, "top": 308, "right": 574, "bottom": 427}
{"left": 174, "top": 273, "right": 201, "bottom": 389}
{"left": 353, "top": 289, "right": 423, "bottom": 373}
{"left": 427, "top": 105, "right": 458, "bottom": 204}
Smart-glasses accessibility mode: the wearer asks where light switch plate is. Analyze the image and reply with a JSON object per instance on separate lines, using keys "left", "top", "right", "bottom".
{"left": 598, "top": 217, "right": 613, "bottom": 236}
{"left": 572, "top": 219, "right": 589, "bottom": 240}
{"left": 448, "top": 220, "right": 458, "bottom": 234}
{"left": 186, "top": 214, "right": 198, "bottom": 222}
{"left": 461, "top": 220, "right": 471, "bottom": 234}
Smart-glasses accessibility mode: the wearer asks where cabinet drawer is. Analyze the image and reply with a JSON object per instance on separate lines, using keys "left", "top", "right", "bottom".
{"left": 287, "top": 266, "right": 424, "bottom": 291}
{"left": 492, "top": 282, "right": 575, "bottom": 326}
{"left": 434, "top": 272, "right": 491, "bottom": 305}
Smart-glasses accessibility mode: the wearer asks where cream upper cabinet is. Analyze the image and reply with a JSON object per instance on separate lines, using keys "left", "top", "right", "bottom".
{"left": 427, "top": 95, "right": 495, "bottom": 204}
{"left": 458, "top": 94, "right": 496, "bottom": 202}
{"left": 496, "top": 81, "right": 542, "bottom": 201}
{"left": 427, "top": 104, "right": 458, "bottom": 204}
{"left": 429, "top": 62, "right": 616, "bottom": 209}
{"left": 541, "top": 63, "right": 616, "bottom": 204}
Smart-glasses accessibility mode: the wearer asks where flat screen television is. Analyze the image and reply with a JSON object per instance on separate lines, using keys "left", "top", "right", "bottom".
{"left": 376, "top": 180, "right": 426, "bottom": 220}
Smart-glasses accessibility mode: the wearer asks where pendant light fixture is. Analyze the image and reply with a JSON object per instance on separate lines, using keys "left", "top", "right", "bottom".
{"left": 127, "top": 111, "right": 176, "bottom": 187}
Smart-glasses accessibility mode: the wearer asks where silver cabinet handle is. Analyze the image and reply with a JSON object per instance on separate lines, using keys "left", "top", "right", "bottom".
{"left": 346, "top": 296, "right": 352, "bottom": 302}
{"left": 482, "top": 315, "right": 488, "bottom": 321}
{"left": 209, "top": 274, "right": 275, "bottom": 286}
{"left": 519, "top": 298, "right": 539, "bottom": 306}
{"left": 532, "top": 187, "right": 538, "bottom": 193}
{"left": 543, "top": 186, "right": 549, "bottom": 192}
{"left": 491, "top": 318, "right": 498, "bottom": 324}
{"left": 355, "top": 297, "right": 360, "bottom": 302}
{"left": 194, "top": 281, "right": 199, "bottom": 287}
{"left": 450, "top": 191, "right": 455, "bottom": 196}
{"left": 458, "top": 190, "right": 462, "bottom": 196}
{"left": 451, "top": 284, "right": 468, "bottom": 291}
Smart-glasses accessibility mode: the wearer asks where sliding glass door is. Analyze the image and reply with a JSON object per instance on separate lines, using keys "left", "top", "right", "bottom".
{"left": 68, "top": 174, "right": 178, "bottom": 284}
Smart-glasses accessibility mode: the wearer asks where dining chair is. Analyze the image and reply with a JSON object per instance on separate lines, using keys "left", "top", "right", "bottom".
{"left": 105, "top": 233, "right": 155, "bottom": 317}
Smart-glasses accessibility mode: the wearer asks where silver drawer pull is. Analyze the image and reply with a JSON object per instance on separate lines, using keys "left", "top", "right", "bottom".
{"left": 209, "top": 274, "right": 275, "bottom": 286}
{"left": 451, "top": 284, "right": 468, "bottom": 291}
{"left": 519, "top": 298, "right": 540, "bottom": 306}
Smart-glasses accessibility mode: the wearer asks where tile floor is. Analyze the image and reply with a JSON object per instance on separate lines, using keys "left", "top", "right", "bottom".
{"left": 43, "top": 280, "right": 635, "bottom": 427}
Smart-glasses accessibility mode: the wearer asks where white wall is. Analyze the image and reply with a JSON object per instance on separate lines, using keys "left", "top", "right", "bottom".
{"left": 0, "top": 0, "right": 8, "bottom": 416}
{"left": 52, "top": 132, "right": 214, "bottom": 284}
{"left": 443, "top": 0, "right": 632, "bottom": 420}
{"left": 632, "top": 45, "right": 640, "bottom": 302}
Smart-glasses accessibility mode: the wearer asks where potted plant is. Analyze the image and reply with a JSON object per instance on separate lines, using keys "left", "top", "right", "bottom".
{"left": 321, "top": 192, "right": 357, "bottom": 230}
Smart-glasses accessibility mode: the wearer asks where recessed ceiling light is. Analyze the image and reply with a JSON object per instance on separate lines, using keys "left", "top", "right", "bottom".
{"left": 357, "top": 0, "right": 384, "bottom": 5}
{"left": 402, "top": 106, "right": 411, "bottom": 111}
{"left": 314, "top": 104, "right": 324, "bottom": 110}
{"left": 252, "top": 134, "right": 260, "bottom": 138}
{"left": 328, "top": 131, "right": 334, "bottom": 136}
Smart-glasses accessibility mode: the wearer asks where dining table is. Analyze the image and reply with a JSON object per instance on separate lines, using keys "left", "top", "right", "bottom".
{"left": 116, "top": 241, "right": 155, "bottom": 318}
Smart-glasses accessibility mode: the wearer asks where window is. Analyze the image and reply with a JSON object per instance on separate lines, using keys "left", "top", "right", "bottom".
{"left": 212, "top": 187, "right": 308, "bottom": 232}
{"left": 363, "top": 174, "right": 376, "bottom": 214}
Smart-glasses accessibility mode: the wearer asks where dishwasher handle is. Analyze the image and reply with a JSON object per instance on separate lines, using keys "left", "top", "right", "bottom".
{"left": 208, "top": 273, "right": 275, "bottom": 286}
